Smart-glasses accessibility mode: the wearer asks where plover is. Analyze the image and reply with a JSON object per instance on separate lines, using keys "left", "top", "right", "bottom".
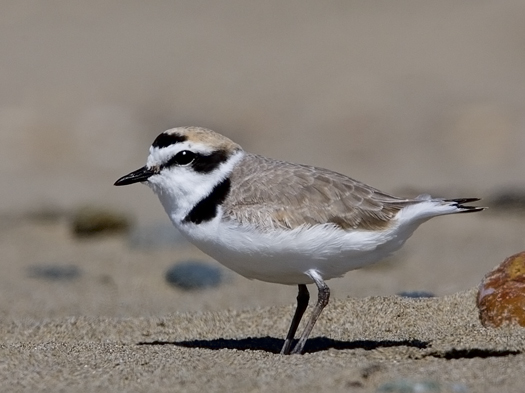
{"left": 115, "top": 126, "right": 483, "bottom": 355}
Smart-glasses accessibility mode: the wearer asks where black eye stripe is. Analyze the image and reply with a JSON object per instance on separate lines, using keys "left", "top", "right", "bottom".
{"left": 192, "top": 150, "right": 229, "bottom": 173}
{"left": 152, "top": 133, "right": 187, "bottom": 149}
{"left": 163, "top": 150, "right": 229, "bottom": 173}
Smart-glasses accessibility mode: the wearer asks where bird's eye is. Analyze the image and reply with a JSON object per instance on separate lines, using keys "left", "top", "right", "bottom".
{"left": 173, "top": 150, "right": 196, "bottom": 166}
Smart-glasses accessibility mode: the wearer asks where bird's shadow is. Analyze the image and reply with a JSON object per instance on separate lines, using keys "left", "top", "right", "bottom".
{"left": 137, "top": 336, "right": 429, "bottom": 354}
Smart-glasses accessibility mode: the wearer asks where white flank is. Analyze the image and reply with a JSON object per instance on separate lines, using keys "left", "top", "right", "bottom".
{"left": 172, "top": 199, "right": 462, "bottom": 285}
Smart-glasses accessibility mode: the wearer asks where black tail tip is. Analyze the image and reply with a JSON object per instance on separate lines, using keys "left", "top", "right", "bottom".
{"left": 445, "top": 198, "right": 486, "bottom": 213}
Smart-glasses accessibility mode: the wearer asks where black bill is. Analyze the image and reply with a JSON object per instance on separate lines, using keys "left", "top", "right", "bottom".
{"left": 114, "top": 166, "right": 156, "bottom": 186}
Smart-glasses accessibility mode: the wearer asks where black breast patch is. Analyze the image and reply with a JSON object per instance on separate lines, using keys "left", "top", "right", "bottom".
{"left": 183, "top": 178, "right": 231, "bottom": 224}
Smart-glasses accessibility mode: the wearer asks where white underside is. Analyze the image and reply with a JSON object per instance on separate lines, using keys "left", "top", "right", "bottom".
{"left": 169, "top": 200, "right": 461, "bottom": 285}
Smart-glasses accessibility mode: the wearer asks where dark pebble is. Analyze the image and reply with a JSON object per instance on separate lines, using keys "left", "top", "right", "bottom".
{"left": 488, "top": 189, "right": 525, "bottom": 213}
{"left": 377, "top": 379, "right": 441, "bottom": 393}
{"left": 165, "top": 261, "right": 223, "bottom": 290}
{"left": 71, "top": 206, "right": 132, "bottom": 237}
{"left": 28, "top": 265, "right": 81, "bottom": 281}
{"left": 397, "top": 291, "right": 435, "bottom": 298}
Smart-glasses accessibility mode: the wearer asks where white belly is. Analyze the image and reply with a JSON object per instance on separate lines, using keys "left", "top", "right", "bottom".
{"left": 175, "top": 216, "right": 416, "bottom": 285}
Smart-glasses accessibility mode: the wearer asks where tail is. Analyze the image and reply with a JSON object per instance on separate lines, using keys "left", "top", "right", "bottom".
{"left": 442, "top": 198, "right": 486, "bottom": 213}
{"left": 395, "top": 196, "right": 485, "bottom": 227}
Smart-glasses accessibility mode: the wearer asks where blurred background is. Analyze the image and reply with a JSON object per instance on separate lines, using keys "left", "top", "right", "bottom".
{"left": 1, "top": 1, "right": 525, "bottom": 319}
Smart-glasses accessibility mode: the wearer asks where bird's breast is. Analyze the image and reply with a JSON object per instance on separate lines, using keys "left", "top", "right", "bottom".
{"left": 175, "top": 216, "right": 404, "bottom": 284}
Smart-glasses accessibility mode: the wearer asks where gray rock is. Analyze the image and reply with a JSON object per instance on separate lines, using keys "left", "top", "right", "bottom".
{"left": 488, "top": 189, "right": 525, "bottom": 213}
{"left": 165, "top": 261, "right": 223, "bottom": 290}
{"left": 71, "top": 206, "right": 132, "bottom": 237}
{"left": 397, "top": 291, "right": 435, "bottom": 298}
{"left": 377, "top": 379, "right": 441, "bottom": 393}
{"left": 28, "top": 265, "right": 81, "bottom": 281}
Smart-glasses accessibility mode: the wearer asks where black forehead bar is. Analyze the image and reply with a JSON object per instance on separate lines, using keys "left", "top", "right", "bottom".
{"left": 151, "top": 133, "right": 187, "bottom": 148}
{"left": 192, "top": 150, "right": 229, "bottom": 173}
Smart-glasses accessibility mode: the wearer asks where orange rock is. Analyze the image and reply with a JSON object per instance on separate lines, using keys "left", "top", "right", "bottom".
{"left": 477, "top": 251, "right": 525, "bottom": 328}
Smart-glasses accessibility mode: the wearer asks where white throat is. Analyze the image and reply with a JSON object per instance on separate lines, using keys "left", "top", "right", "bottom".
{"left": 147, "top": 150, "right": 245, "bottom": 225}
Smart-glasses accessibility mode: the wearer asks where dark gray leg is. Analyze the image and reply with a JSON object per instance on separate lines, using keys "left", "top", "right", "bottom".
{"left": 280, "top": 284, "right": 310, "bottom": 355}
{"left": 291, "top": 270, "right": 330, "bottom": 355}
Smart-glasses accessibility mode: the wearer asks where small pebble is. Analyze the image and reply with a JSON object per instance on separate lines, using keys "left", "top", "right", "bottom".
{"left": 451, "top": 383, "right": 469, "bottom": 393}
{"left": 28, "top": 265, "right": 81, "bottom": 281}
{"left": 71, "top": 206, "right": 132, "bottom": 237}
{"left": 165, "top": 261, "right": 223, "bottom": 290}
{"left": 397, "top": 291, "right": 435, "bottom": 299}
{"left": 377, "top": 379, "right": 440, "bottom": 393}
{"left": 488, "top": 189, "right": 525, "bottom": 213}
{"left": 477, "top": 251, "right": 525, "bottom": 328}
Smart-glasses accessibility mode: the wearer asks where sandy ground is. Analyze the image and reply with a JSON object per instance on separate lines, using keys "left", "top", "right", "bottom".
{"left": 2, "top": 1, "right": 525, "bottom": 392}
{"left": 1, "top": 210, "right": 525, "bottom": 392}
{"left": 2, "top": 289, "right": 525, "bottom": 393}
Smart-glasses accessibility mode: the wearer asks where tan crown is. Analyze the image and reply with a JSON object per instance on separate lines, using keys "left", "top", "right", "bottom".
{"left": 165, "top": 126, "right": 242, "bottom": 153}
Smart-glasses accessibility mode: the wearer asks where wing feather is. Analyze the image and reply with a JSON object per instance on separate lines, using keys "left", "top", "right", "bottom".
{"left": 223, "top": 153, "right": 417, "bottom": 230}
